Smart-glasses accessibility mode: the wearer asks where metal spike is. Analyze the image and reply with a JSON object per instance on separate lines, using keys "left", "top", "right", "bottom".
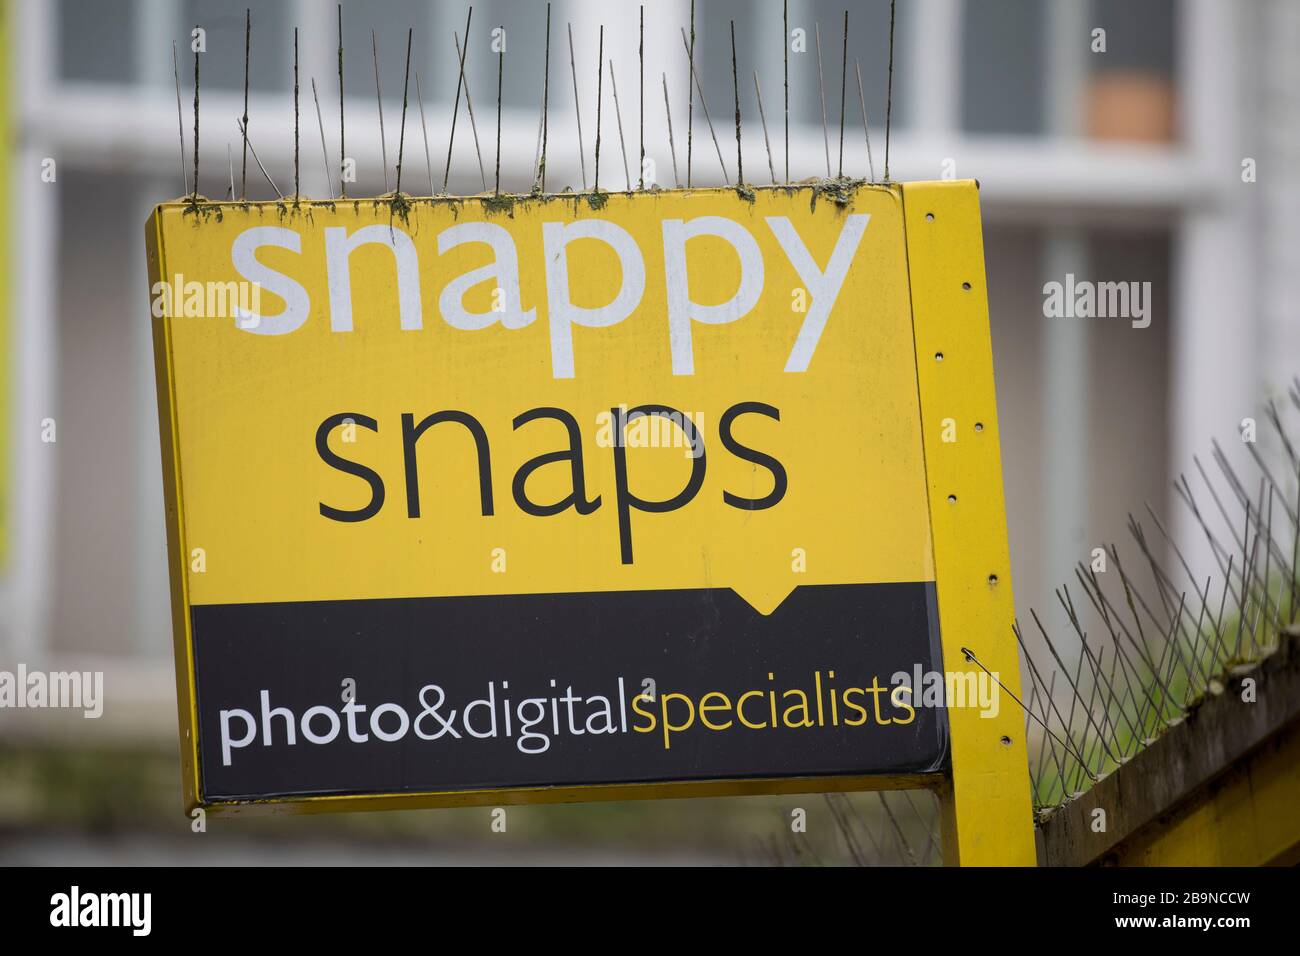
{"left": 1127, "top": 516, "right": 1175, "bottom": 627}
{"left": 371, "top": 30, "right": 389, "bottom": 192}
{"left": 1029, "top": 609, "right": 1119, "bottom": 764}
{"left": 678, "top": 29, "right": 730, "bottom": 184}
{"left": 686, "top": 0, "right": 695, "bottom": 187}
{"left": 840, "top": 793, "right": 893, "bottom": 863}
{"left": 885, "top": 0, "right": 896, "bottom": 180}
{"left": 814, "top": 22, "right": 830, "bottom": 177}
{"left": 899, "top": 791, "right": 939, "bottom": 864}
{"left": 1108, "top": 546, "right": 1162, "bottom": 673}
{"left": 1207, "top": 554, "right": 1237, "bottom": 676}
{"left": 1174, "top": 471, "right": 1235, "bottom": 575}
{"left": 453, "top": 31, "right": 488, "bottom": 192}
{"left": 838, "top": 9, "right": 848, "bottom": 179}
{"left": 1037, "top": 668, "right": 1072, "bottom": 803}
{"left": 530, "top": 107, "right": 545, "bottom": 190}
{"left": 1212, "top": 442, "right": 1293, "bottom": 571}
{"left": 1073, "top": 646, "right": 1110, "bottom": 784}
{"left": 494, "top": 23, "right": 503, "bottom": 195}
{"left": 974, "top": 639, "right": 1094, "bottom": 779}
{"left": 1142, "top": 500, "right": 1225, "bottom": 641}
{"left": 639, "top": 5, "right": 645, "bottom": 190}
{"left": 753, "top": 71, "right": 776, "bottom": 184}
{"left": 312, "top": 78, "right": 336, "bottom": 199}
{"left": 1022, "top": 683, "right": 1045, "bottom": 801}
{"left": 1193, "top": 455, "right": 1246, "bottom": 563}
{"left": 1056, "top": 639, "right": 1095, "bottom": 786}
{"left": 1057, "top": 585, "right": 1140, "bottom": 751}
{"left": 293, "top": 28, "right": 300, "bottom": 201}
{"left": 443, "top": 7, "right": 474, "bottom": 194}
{"left": 662, "top": 74, "right": 680, "bottom": 187}
{"left": 192, "top": 27, "right": 200, "bottom": 199}
{"left": 1073, "top": 563, "right": 1167, "bottom": 719}
{"left": 395, "top": 28, "right": 413, "bottom": 197}
{"left": 822, "top": 794, "right": 868, "bottom": 867}
{"left": 609, "top": 60, "right": 631, "bottom": 191}
{"left": 567, "top": 22, "right": 588, "bottom": 190}
{"left": 236, "top": 118, "right": 282, "bottom": 199}
{"left": 1264, "top": 398, "right": 1299, "bottom": 470}
{"left": 337, "top": 3, "right": 345, "bottom": 199}
{"left": 595, "top": 25, "right": 604, "bottom": 192}
{"left": 1251, "top": 487, "right": 1276, "bottom": 654}
{"left": 1244, "top": 434, "right": 1298, "bottom": 526}
{"left": 731, "top": 20, "right": 743, "bottom": 185}
{"left": 241, "top": 9, "right": 250, "bottom": 199}
{"left": 1034, "top": 671, "right": 1066, "bottom": 806}
{"left": 1180, "top": 576, "right": 1216, "bottom": 703}
{"left": 1289, "top": 455, "right": 1300, "bottom": 621}
{"left": 877, "top": 793, "right": 919, "bottom": 867}
{"left": 854, "top": 59, "right": 875, "bottom": 182}
{"left": 172, "top": 42, "right": 188, "bottom": 196}
{"left": 540, "top": 3, "right": 551, "bottom": 192}
{"left": 415, "top": 73, "right": 433, "bottom": 198}
{"left": 530, "top": 23, "right": 547, "bottom": 189}
{"left": 783, "top": 0, "right": 789, "bottom": 182}
{"left": 1231, "top": 492, "right": 1262, "bottom": 659}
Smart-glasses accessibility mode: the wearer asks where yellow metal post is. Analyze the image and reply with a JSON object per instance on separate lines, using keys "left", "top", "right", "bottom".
{"left": 0, "top": 0, "right": 10, "bottom": 571}
{"left": 903, "top": 181, "right": 1037, "bottom": 865}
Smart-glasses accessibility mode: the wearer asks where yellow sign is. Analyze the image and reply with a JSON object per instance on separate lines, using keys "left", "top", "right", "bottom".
{"left": 155, "top": 188, "right": 930, "bottom": 611}
{"left": 147, "top": 181, "right": 1034, "bottom": 864}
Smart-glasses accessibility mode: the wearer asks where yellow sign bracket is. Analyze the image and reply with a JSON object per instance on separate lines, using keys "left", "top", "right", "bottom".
{"left": 903, "top": 180, "right": 1036, "bottom": 865}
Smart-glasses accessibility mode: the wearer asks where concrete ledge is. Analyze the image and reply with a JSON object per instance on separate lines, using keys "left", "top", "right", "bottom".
{"left": 1036, "top": 629, "right": 1300, "bottom": 866}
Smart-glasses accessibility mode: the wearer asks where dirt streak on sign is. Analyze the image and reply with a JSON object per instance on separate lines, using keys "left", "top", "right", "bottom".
{"left": 147, "top": 185, "right": 947, "bottom": 808}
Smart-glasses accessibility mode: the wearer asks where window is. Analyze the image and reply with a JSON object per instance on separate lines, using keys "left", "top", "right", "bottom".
{"left": 182, "top": 0, "right": 291, "bottom": 94}
{"left": 58, "top": 0, "right": 136, "bottom": 84}
{"left": 960, "top": 0, "right": 1046, "bottom": 135}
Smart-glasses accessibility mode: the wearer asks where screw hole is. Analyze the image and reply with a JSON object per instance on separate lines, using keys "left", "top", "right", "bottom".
{"left": 962, "top": 281, "right": 972, "bottom": 291}
{"left": 925, "top": 212, "right": 935, "bottom": 222}
{"left": 988, "top": 573, "right": 999, "bottom": 585}
{"left": 1000, "top": 735, "right": 1012, "bottom": 747}
{"left": 935, "top": 352, "right": 944, "bottom": 362}
{"left": 947, "top": 494, "right": 957, "bottom": 504}
{"left": 974, "top": 422, "right": 984, "bottom": 432}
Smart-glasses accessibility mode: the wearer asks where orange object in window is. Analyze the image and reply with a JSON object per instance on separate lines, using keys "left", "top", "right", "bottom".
{"left": 1086, "top": 71, "right": 1177, "bottom": 143}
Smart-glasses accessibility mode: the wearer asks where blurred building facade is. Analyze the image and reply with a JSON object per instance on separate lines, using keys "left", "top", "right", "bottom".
{"left": 1, "top": 0, "right": 1298, "bottom": 753}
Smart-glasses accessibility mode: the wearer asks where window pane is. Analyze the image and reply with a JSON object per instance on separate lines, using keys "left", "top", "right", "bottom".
{"left": 960, "top": 0, "right": 1046, "bottom": 135}
{"left": 1090, "top": 0, "right": 1176, "bottom": 75}
{"left": 52, "top": 171, "right": 153, "bottom": 656}
{"left": 59, "top": 0, "right": 136, "bottom": 84}
{"left": 183, "top": 0, "right": 291, "bottom": 93}
{"left": 341, "top": 1, "right": 432, "bottom": 101}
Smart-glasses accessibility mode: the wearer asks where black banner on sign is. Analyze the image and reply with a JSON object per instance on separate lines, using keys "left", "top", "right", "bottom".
{"left": 191, "top": 582, "right": 946, "bottom": 801}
